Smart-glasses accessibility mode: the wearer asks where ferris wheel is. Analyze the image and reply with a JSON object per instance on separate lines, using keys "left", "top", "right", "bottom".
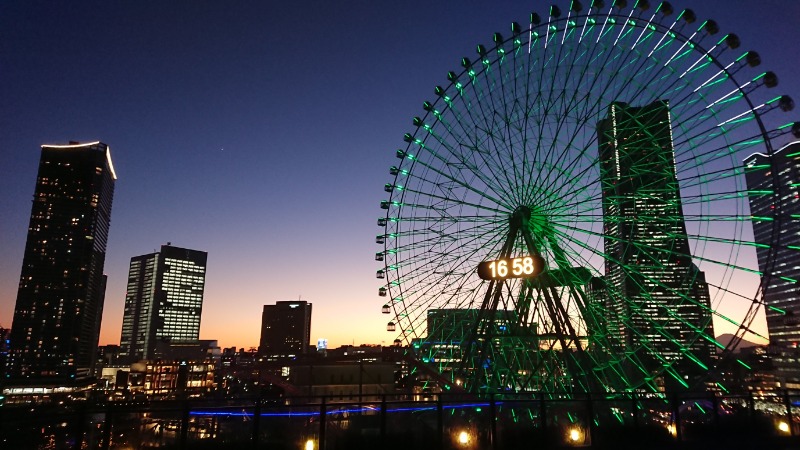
{"left": 377, "top": 0, "right": 798, "bottom": 395}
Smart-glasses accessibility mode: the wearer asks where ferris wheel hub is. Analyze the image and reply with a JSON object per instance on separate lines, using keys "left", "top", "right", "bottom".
{"left": 510, "top": 205, "right": 532, "bottom": 228}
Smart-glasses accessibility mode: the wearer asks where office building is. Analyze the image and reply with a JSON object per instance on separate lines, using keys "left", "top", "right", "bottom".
{"left": 413, "top": 308, "right": 535, "bottom": 391}
{"left": 259, "top": 301, "right": 312, "bottom": 358}
{"left": 597, "top": 101, "right": 715, "bottom": 388}
{"left": 8, "top": 141, "right": 116, "bottom": 381}
{"left": 119, "top": 245, "right": 207, "bottom": 362}
{"left": 744, "top": 142, "right": 800, "bottom": 388}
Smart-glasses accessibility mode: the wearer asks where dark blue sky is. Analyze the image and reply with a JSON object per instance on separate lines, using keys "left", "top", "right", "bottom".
{"left": 1, "top": 1, "right": 798, "bottom": 348}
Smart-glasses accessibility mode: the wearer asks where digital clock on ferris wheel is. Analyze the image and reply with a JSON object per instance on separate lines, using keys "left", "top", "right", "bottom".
{"left": 476, "top": 255, "right": 545, "bottom": 281}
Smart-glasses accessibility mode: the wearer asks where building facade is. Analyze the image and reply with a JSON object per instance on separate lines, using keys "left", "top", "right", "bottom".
{"left": 0, "top": 327, "right": 10, "bottom": 381}
{"left": 8, "top": 142, "right": 116, "bottom": 382}
{"left": 126, "top": 359, "right": 215, "bottom": 398}
{"left": 119, "top": 245, "right": 208, "bottom": 363}
{"left": 289, "top": 362, "right": 398, "bottom": 403}
{"left": 744, "top": 142, "right": 800, "bottom": 388}
{"left": 597, "top": 101, "right": 715, "bottom": 388}
{"left": 259, "top": 301, "right": 312, "bottom": 358}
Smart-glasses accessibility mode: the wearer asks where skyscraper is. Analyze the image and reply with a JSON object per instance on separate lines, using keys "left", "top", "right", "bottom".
{"left": 8, "top": 141, "right": 116, "bottom": 381}
{"left": 259, "top": 301, "right": 312, "bottom": 359}
{"left": 744, "top": 142, "right": 800, "bottom": 388}
{"left": 597, "top": 101, "right": 715, "bottom": 388}
{"left": 119, "top": 245, "right": 208, "bottom": 362}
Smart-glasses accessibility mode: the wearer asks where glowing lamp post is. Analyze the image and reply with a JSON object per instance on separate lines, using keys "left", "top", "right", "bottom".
{"left": 565, "top": 425, "right": 590, "bottom": 447}
{"left": 457, "top": 430, "right": 471, "bottom": 446}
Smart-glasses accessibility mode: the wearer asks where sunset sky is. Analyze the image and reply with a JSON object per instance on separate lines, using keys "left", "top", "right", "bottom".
{"left": 2, "top": 1, "right": 799, "bottom": 350}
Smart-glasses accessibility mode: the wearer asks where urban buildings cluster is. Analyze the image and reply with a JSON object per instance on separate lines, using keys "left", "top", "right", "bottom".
{"left": 2, "top": 121, "right": 800, "bottom": 405}
{"left": 0, "top": 142, "right": 404, "bottom": 404}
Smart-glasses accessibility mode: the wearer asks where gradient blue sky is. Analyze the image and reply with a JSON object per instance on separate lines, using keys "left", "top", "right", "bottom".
{"left": 1, "top": 1, "right": 799, "bottom": 349}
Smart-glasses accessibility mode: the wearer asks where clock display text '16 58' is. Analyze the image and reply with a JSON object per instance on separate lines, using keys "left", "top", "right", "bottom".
{"left": 477, "top": 255, "right": 545, "bottom": 280}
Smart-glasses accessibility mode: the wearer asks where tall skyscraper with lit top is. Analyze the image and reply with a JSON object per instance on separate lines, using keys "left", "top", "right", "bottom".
{"left": 744, "top": 142, "right": 800, "bottom": 389}
{"left": 597, "top": 101, "right": 715, "bottom": 387}
{"left": 119, "top": 244, "right": 207, "bottom": 363}
{"left": 8, "top": 141, "right": 116, "bottom": 382}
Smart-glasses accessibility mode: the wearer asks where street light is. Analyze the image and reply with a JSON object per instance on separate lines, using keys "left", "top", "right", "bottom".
{"left": 457, "top": 430, "right": 470, "bottom": 446}
{"left": 567, "top": 426, "right": 584, "bottom": 445}
{"left": 667, "top": 423, "right": 677, "bottom": 437}
{"left": 304, "top": 439, "right": 315, "bottom": 450}
{"left": 778, "top": 421, "right": 790, "bottom": 434}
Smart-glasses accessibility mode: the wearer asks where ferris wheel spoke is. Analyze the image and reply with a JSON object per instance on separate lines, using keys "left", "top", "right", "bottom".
{"left": 675, "top": 106, "right": 784, "bottom": 172}
{"left": 393, "top": 224, "right": 507, "bottom": 290}
{"left": 675, "top": 145, "right": 752, "bottom": 180}
{"left": 489, "top": 43, "right": 531, "bottom": 206}
{"left": 531, "top": 23, "right": 622, "bottom": 191}
{"left": 534, "top": 142, "right": 602, "bottom": 212}
{"left": 425, "top": 96, "right": 530, "bottom": 204}
{"left": 459, "top": 60, "right": 526, "bottom": 205}
{"left": 436, "top": 95, "right": 524, "bottom": 204}
{"left": 675, "top": 116, "right": 770, "bottom": 168}
{"left": 396, "top": 188, "right": 508, "bottom": 216}
{"left": 400, "top": 130, "right": 516, "bottom": 209}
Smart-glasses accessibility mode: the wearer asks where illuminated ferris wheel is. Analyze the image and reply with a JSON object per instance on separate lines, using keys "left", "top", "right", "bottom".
{"left": 377, "top": 0, "right": 798, "bottom": 395}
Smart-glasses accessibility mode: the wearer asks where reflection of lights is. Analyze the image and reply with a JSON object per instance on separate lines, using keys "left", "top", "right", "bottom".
{"left": 778, "top": 421, "right": 790, "bottom": 433}
{"left": 304, "top": 439, "right": 315, "bottom": 450}
{"left": 457, "top": 431, "right": 470, "bottom": 445}
{"left": 667, "top": 424, "right": 677, "bottom": 437}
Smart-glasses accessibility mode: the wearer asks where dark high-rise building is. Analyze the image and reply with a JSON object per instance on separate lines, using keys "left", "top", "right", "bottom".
{"left": 744, "top": 142, "right": 800, "bottom": 389}
{"left": 8, "top": 142, "right": 116, "bottom": 381}
{"left": 119, "top": 245, "right": 208, "bottom": 363}
{"left": 0, "top": 327, "right": 10, "bottom": 381}
{"left": 259, "top": 301, "right": 312, "bottom": 358}
{"left": 597, "top": 101, "right": 715, "bottom": 388}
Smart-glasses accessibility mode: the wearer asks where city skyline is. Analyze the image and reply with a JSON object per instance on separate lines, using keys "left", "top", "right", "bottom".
{"left": 3, "top": 1, "right": 800, "bottom": 350}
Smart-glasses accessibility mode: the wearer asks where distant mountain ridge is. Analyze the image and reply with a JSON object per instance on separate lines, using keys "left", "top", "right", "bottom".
{"left": 715, "top": 333, "right": 763, "bottom": 350}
